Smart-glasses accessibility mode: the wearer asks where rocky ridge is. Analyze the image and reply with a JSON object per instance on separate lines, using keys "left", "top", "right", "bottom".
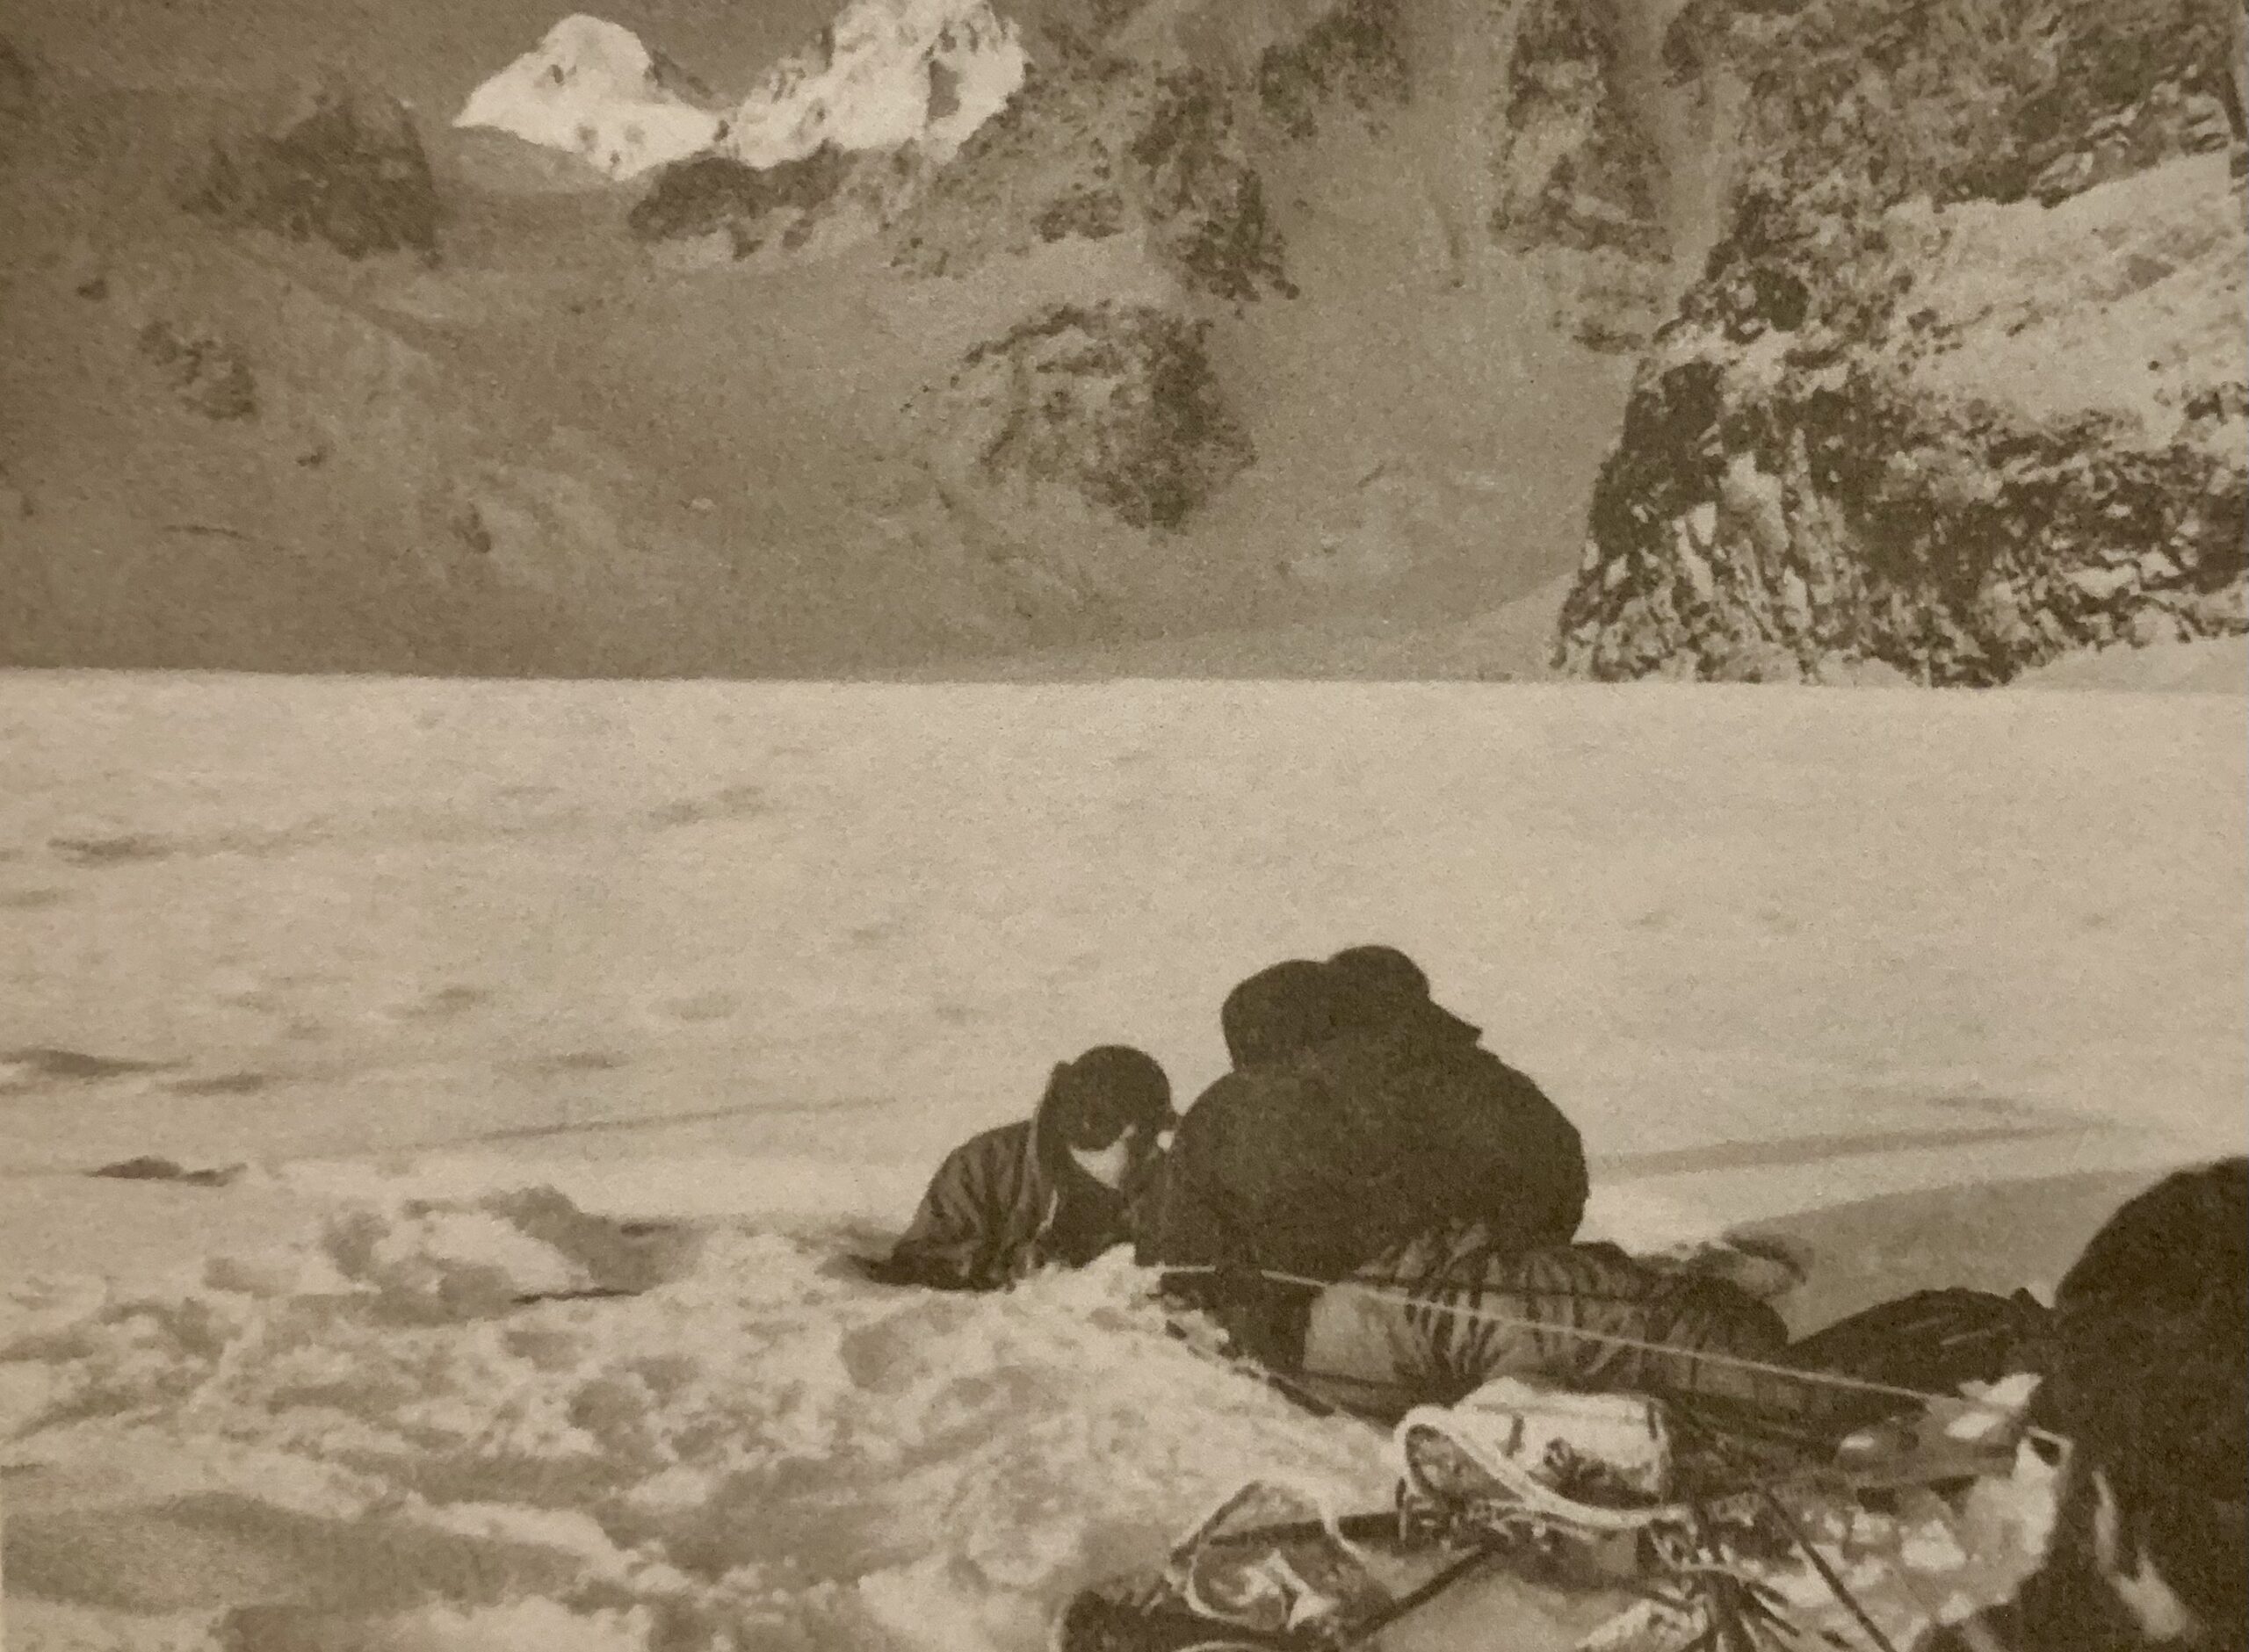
{"left": 926, "top": 300, "right": 1253, "bottom": 531}
{"left": 1553, "top": 0, "right": 2247, "bottom": 684}
{"left": 3, "top": 0, "right": 2240, "bottom": 681}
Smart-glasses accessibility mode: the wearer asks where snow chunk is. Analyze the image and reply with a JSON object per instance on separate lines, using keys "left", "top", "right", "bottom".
{"left": 1907, "top": 152, "right": 2246, "bottom": 444}
{"left": 721, "top": 0, "right": 1027, "bottom": 169}
{"left": 1946, "top": 1371, "right": 2043, "bottom": 1441}
{"left": 322, "top": 1195, "right": 588, "bottom": 1318}
{"left": 0, "top": 1360, "right": 59, "bottom": 1436}
{"left": 1901, "top": 1518, "right": 1971, "bottom": 1574}
{"left": 0, "top": 1273, "right": 111, "bottom": 1359}
{"left": 307, "top": 1186, "right": 703, "bottom": 1322}
{"left": 858, "top": 1553, "right": 1047, "bottom": 1651}
{"left": 204, "top": 1244, "right": 358, "bottom": 1300}
{"left": 455, "top": 15, "right": 721, "bottom": 181}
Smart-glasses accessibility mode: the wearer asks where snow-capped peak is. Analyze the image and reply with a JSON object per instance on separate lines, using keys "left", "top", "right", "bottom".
{"left": 454, "top": 14, "right": 721, "bottom": 182}
{"left": 720, "top": 0, "right": 1028, "bottom": 170}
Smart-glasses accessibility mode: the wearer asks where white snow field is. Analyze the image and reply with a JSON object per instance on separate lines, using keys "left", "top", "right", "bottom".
{"left": 0, "top": 675, "right": 2242, "bottom": 1651}
{"left": 720, "top": 0, "right": 1027, "bottom": 170}
{"left": 450, "top": 0, "right": 1030, "bottom": 184}
{"left": 455, "top": 15, "right": 722, "bottom": 181}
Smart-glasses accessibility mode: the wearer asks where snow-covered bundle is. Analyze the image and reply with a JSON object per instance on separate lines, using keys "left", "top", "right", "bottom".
{"left": 720, "top": 0, "right": 1027, "bottom": 169}
{"left": 1396, "top": 1378, "right": 1678, "bottom": 1519}
{"left": 454, "top": 14, "right": 721, "bottom": 181}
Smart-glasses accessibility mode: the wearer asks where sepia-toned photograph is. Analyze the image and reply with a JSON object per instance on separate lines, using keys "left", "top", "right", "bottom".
{"left": 1, "top": 0, "right": 2243, "bottom": 1647}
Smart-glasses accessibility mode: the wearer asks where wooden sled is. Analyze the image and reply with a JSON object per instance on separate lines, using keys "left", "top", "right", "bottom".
{"left": 1052, "top": 1381, "right": 2036, "bottom": 1652}
{"left": 1052, "top": 1482, "right": 1638, "bottom": 1652}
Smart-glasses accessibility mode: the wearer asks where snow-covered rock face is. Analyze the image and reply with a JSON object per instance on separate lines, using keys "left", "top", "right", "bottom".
{"left": 720, "top": 0, "right": 1027, "bottom": 170}
{"left": 1553, "top": 0, "right": 2248, "bottom": 686}
{"left": 454, "top": 14, "right": 720, "bottom": 182}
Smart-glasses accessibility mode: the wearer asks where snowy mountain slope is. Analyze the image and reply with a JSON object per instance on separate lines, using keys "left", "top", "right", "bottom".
{"left": 1, "top": 0, "right": 1652, "bottom": 675}
{"left": 0, "top": 0, "right": 1609, "bottom": 675}
{"left": 449, "top": 0, "right": 1030, "bottom": 182}
{"left": 454, "top": 14, "right": 723, "bottom": 181}
{"left": 1554, "top": 0, "right": 2249, "bottom": 684}
{"left": 0, "top": 73, "right": 1085, "bottom": 673}
{"left": 2, "top": 0, "right": 2243, "bottom": 678}
{"left": 720, "top": 0, "right": 1029, "bottom": 168}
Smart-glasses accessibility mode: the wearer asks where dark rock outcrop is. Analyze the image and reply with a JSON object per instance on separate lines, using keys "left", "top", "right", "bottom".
{"left": 90, "top": 1156, "right": 245, "bottom": 1187}
{"left": 137, "top": 318, "right": 258, "bottom": 421}
{"left": 186, "top": 72, "right": 441, "bottom": 260}
{"left": 934, "top": 302, "right": 1253, "bottom": 530}
{"left": 1127, "top": 69, "right": 1294, "bottom": 302}
{"left": 628, "top": 144, "right": 864, "bottom": 256}
{"left": 1473, "top": 0, "right": 1738, "bottom": 352}
{"left": 893, "top": 48, "right": 1301, "bottom": 301}
{"left": 1493, "top": 0, "right": 1667, "bottom": 263}
{"left": 631, "top": 3, "right": 1412, "bottom": 300}
{"left": 1255, "top": 0, "right": 1409, "bottom": 141}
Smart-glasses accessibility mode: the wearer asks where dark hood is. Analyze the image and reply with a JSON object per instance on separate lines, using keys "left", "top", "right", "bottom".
{"left": 1029, "top": 1046, "right": 1173, "bottom": 1173}
{"left": 1327, "top": 944, "right": 1481, "bottom": 1045}
{"left": 1221, "top": 960, "right": 1357, "bottom": 1070}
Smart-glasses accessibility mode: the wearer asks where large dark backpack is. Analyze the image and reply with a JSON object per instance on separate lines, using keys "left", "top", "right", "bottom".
{"left": 1785, "top": 1287, "right": 2056, "bottom": 1434}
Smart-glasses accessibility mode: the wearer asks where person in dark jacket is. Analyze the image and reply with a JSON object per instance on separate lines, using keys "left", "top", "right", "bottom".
{"left": 1151, "top": 952, "right": 1589, "bottom": 1368}
{"left": 1146, "top": 959, "right": 1364, "bottom": 1363}
{"left": 867, "top": 1045, "right": 1175, "bottom": 1291}
{"left": 1914, "top": 1156, "right": 2246, "bottom": 1652}
{"left": 1323, "top": 944, "right": 1588, "bottom": 1256}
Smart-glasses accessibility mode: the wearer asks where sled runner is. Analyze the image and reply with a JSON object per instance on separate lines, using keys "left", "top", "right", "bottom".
{"left": 1052, "top": 1478, "right": 1638, "bottom": 1652}
{"left": 1052, "top": 1372, "right": 2045, "bottom": 1652}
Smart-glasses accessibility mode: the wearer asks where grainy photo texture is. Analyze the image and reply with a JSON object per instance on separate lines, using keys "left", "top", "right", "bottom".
{"left": 0, "top": 1, "right": 2243, "bottom": 1649}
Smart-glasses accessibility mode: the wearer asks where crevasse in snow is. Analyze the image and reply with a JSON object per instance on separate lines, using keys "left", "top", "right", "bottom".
{"left": 453, "top": 14, "right": 721, "bottom": 181}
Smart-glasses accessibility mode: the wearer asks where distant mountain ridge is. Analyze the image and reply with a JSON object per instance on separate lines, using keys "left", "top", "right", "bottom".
{"left": 0, "top": 0, "right": 2240, "bottom": 681}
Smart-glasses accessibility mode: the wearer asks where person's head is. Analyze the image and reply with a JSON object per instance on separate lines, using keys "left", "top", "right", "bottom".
{"left": 1044, "top": 1045, "right": 1174, "bottom": 1188}
{"left": 2032, "top": 1157, "right": 2247, "bottom": 1648}
{"left": 1219, "top": 959, "right": 1356, "bottom": 1070}
{"left": 1327, "top": 945, "right": 1480, "bottom": 1044}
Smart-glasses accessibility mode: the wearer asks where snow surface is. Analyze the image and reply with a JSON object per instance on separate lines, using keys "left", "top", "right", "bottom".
{"left": 1902, "top": 152, "right": 2247, "bottom": 451}
{"left": 454, "top": 15, "right": 722, "bottom": 182}
{"left": 2014, "top": 634, "right": 2247, "bottom": 695}
{"left": 0, "top": 675, "right": 2242, "bottom": 1650}
{"left": 720, "top": 0, "right": 1028, "bottom": 169}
